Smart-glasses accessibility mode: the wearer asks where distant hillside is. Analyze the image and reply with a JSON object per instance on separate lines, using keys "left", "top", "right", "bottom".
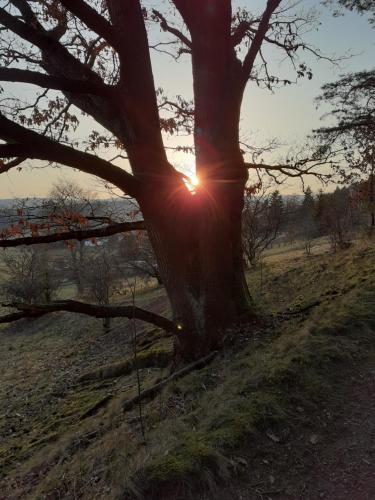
{"left": 0, "top": 198, "right": 44, "bottom": 208}
{"left": 0, "top": 199, "right": 16, "bottom": 208}
{"left": 0, "top": 197, "right": 140, "bottom": 223}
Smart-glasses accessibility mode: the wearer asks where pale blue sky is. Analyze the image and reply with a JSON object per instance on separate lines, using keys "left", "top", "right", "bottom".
{"left": 0, "top": 0, "right": 373, "bottom": 198}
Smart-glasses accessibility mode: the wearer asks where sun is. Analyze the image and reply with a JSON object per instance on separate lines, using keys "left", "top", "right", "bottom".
{"left": 184, "top": 174, "right": 200, "bottom": 193}
{"left": 191, "top": 175, "right": 199, "bottom": 187}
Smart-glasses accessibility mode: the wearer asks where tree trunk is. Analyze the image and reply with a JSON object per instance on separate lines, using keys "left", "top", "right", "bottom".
{"left": 127, "top": 2, "right": 254, "bottom": 362}
{"left": 140, "top": 178, "right": 255, "bottom": 362}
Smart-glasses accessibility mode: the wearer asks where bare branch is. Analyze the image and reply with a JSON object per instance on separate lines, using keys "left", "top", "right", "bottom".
{"left": 0, "top": 67, "right": 112, "bottom": 96}
{"left": 59, "top": 0, "right": 118, "bottom": 48}
{"left": 0, "top": 156, "right": 26, "bottom": 174}
{"left": 151, "top": 9, "right": 192, "bottom": 48}
{"left": 172, "top": 0, "right": 193, "bottom": 29}
{"left": 0, "top": 4, "right": 129, "bottom": 142}
{"left": 122, "top": 351, "right": 217, "bottom": 411}
{"left": 0, "top": 299, "right": 178, "bottom": 333}
{"left": 0, "top": 113, "right": 140, "bottom": 197}
{"left": 103, "top": 0, "right": 171, "bottom": 177}
{"left": 0, "top": 221, "right": 145, "bottom": 248}
{"left": 245, "top": 160, "right": 332, "bottom": 184}
{"left": 232, "top": 20, "right": 251, "bottom": 47}
{"left": 242, "top": 0, "right": 282, "bottom": 82}
{"left": 0, "top": 5, "right": 55, "bottom": 53}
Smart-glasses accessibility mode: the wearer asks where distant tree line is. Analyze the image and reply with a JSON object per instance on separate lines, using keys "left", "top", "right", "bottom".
{"left": 242, "top": 177, "right": 374, "bottom": 265}
{"left": 2, "top": 176, "right": 373, "bottom": 316}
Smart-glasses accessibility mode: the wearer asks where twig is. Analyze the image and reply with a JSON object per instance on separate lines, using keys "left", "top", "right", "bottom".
{"left": 279, "top": 300, "right": 321, "bottom": 317}
{"left": 122, "top": 351, "right": 217, "bottom": 412}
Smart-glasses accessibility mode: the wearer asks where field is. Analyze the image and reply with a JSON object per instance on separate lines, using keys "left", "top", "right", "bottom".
{"left": 0, "top": 238, "right": 374, "bottom": 499}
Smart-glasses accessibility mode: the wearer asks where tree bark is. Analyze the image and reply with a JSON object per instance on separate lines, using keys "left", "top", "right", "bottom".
{"left": 139, "top": 3, "right": 255, "bottom": 362}
{"left": 145, "top": 1, "right": 256, "bottom": 361}
{"left": 140, "top": 175, "right": 255, "bottom": 362}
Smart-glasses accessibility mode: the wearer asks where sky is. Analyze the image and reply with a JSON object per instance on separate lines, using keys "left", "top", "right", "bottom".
{"left": 0, "top": 0, "right": 374, "bottom": 198}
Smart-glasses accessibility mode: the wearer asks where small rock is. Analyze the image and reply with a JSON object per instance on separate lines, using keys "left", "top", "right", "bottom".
{"left": 310, "top": 434, "right": 319, "bottom": 445}
{"left": 235, "top": 457, "right": 248, "bottom": 467}
{"left": 266, "top": 431, "right": 280, "bottom": 443}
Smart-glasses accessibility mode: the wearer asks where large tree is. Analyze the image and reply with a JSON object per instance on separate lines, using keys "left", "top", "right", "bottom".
{"left": 0, "top": 0, "right": 329, "bottom": 360}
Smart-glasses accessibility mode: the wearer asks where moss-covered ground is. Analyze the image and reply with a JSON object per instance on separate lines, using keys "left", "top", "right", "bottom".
{"left": 0, "top": 239, "right": 374, "bottom": 499}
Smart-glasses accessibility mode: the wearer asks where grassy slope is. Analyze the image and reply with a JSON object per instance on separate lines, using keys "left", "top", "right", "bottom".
{"left": 1, "top": 240, "right": 374, "bottom": 499}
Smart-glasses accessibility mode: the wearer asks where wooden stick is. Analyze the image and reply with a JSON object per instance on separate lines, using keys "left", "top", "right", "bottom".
{"left": 122, "top": 351, "right": 217, "bottom": 412}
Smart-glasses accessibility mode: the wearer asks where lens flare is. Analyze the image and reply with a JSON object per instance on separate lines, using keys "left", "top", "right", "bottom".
{"left": 191, "top": 175, "right": 199, "bottom": 187}
{"left": 184, "top": 174, "right": 200, "bottom": 193}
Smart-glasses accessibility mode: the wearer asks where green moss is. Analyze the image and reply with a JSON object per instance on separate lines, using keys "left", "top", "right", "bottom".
{"left": 146, "top": 432, "right": 216, "bottom": 483}
{"left": 205, "top": 392, "right": 286, "bottom": 448}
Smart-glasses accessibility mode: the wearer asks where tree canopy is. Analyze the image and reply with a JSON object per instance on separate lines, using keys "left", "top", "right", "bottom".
{"left": 0, "top": 1, "right": 347, "bottom": 358}
{"left": 0, "top": 1, "right": 329, "bottom": 188}
{"left": 323, "top": 0, "right": 375, "bottom": 26}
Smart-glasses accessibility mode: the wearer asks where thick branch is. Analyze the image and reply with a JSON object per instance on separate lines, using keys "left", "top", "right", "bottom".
{"left": 0, "top": 5, "right": 129, "bottom": 142}
{"left": 0, "top": 5, "right": 56, "bottom": 52}
{"left": 0, "top": 67, "right": 112, "bottom": 96}
{"left": 59, "top": 0, "right": 118, "bottom": 49}
{"left": 172, "top": 0, "right": 194, "bottom": 29}
{"left": 79, "top": 351, "right": 218, "bottom": 419}
{"left": 152, "top": 9, "right": 192, "bottom": 48}
{"left": 0, "top": 156, "right": 26, "bottom": 174}
{"left": 0, "top": 113, "right": 140, "bottom": 197}
{"left": 0, "top": 221, "right": 145, "bottom": 248}
{"left": 232, "top": 20, "right": 251, "bottom": 47}
{"left": 242, "top": 0, "right": 282, "bottom": 82}
{"left": 0, "top": 300, "right": 178, "bottom": 333}
{"left": 106, "top": 0, "right": 170, "bottom": 176}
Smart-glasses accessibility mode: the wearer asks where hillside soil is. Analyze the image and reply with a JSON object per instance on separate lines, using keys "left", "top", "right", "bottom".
{"left": 211, "top": 359, "right": 375, "bottom": 500}
{"left": 0, "top": 239, "right": 374, "bottom": 499}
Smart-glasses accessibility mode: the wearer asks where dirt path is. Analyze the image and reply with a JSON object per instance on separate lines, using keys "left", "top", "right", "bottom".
{"left": 288, "top": 362, "right": 375, "bottom": 500}
{"left": 214, "top": 360, "right": 375, "bottom": 500}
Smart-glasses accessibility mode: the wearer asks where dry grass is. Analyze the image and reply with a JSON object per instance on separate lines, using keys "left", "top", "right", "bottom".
{"left": 1, "top": 239, "right": 374, "bottom": 499}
